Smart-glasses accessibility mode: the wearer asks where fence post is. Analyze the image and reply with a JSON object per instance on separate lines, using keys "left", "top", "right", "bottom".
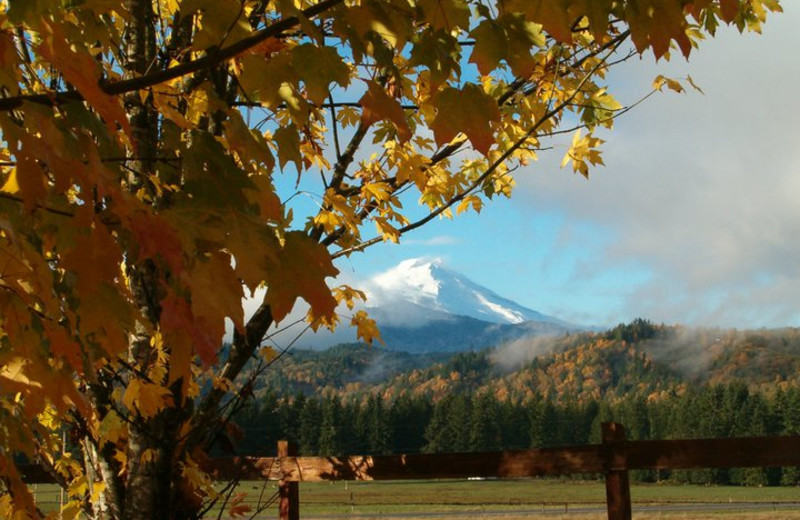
{"left": 602, "top": 423, "right": 631, "bottom": 520}
{"left": 277, "top": 440, "right": 299, "bottom": 520}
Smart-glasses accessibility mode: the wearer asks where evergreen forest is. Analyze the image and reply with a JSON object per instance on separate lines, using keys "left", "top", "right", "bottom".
{"left": 232, "top": 320, "right": 800, "bottom": 486}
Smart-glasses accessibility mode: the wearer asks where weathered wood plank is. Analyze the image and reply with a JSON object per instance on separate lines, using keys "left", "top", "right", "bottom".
{"left": 19, "top": 434, "right": 800, "bottom": 483}
{"left": 212, "top": 445, "right": 607, "bottom": 482}
{"left": 18, "top": 464, "right": 57, "bottom": 484}
{"left": 278, "top": 441, "right": 299, "bottom": 520}
{"left": 621, "top": 436, "right": 800, "bottom": 470}
{"left": 603, "top": 423, "right": 632, "bottom": 520}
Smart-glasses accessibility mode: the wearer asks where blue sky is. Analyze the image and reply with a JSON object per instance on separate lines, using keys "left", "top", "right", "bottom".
{"left": 329, "top": 4, "right": 800, "bottom": 331}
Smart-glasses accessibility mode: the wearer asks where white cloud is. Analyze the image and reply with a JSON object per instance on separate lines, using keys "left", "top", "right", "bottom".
{"left": 513, "top": 6, "right": 800, "bottom": 328}
{"left": 403, "top": 235, "right": 462, "bottom": 246}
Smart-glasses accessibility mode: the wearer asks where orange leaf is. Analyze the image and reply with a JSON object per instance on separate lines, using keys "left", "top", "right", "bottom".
{"left": 265, "top": 231, "right": 339, "bottom": 323}
{"left": 351, "top": 310, "right": 383, "bottom": 345}
{"left": 1, "top": 158, "right": 47, "bottom": 212}
{"left": 60, "top": 225, "right": 123, "bottom": 296}
{"left": 127, "top": 211, "right": 185, "bottom": 274}
{"left": 719, "top": 0, "right": 740, "bottom": 23}
{"left": 44, "top": 323, "right": 84, "bottom": 374}
{"left": 228, "top": 493, "right": 252, "bottom": 518}
{"left": 160, "top": 290, "right": 218, "bottom": 366}
{"left": 190, "top": 251, "right": 245, "bottom": 336}
{"left": 37, "top": 20, "right": 131, "bottom": 139}
{"left": 506, "top": 0, "right": 574, "bottom": 43}
{"left": 359, "top": 80, "right": 412, "bottom": 143}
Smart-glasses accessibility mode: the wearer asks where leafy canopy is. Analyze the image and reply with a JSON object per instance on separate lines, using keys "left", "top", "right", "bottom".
{"left": 0, "top": 0, "right": 781, "bottom": 518}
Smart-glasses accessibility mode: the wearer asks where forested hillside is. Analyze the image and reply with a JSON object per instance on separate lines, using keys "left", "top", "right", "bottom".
{"left": 235, "top": 320, "right": 800, "bottom": 486}
{"left": 255, "top": 320, "right": 800, "bottom": 402}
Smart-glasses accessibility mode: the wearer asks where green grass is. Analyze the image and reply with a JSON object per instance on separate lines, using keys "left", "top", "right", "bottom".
{"left": 220, "top": 478, "right": 800, "bottom": 517}
{"left": 29, "top": 479, "right": 800, "bottom": 518}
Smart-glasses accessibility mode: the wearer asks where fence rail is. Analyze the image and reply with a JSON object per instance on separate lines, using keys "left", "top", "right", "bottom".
{"left": 20, "top": 423, "right": 800, "bottom": 520}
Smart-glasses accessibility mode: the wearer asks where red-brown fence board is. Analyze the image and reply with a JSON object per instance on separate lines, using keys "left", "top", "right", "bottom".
{"left": 16, "top": 425, "right": 800, "bottom": 520}
{"left": 205, "top": 434, "right": 800, "bottom": 482}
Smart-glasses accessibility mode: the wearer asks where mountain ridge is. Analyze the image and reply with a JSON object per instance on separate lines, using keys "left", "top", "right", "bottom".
{"left": 363, "top": 258, "right": 582, "bottom": 352}
{"left": 366, "top": 258, "right": 565, "bottom": 325}
{"left": 254, "top": 321, "right": 800, "bottom": 402}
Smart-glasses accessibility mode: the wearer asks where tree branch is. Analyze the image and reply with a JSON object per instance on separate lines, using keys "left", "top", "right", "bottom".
{"left": 309, "top": 120, "right": 369, "bottom": 242}
{"left": 189, "top": 300, "right": 275, "bottom": 452}
{"left": 0, "top": 0, "right": 346, "bottom": 112}
{"left": 331, "top": 32, "right": 630, "bottom": 259}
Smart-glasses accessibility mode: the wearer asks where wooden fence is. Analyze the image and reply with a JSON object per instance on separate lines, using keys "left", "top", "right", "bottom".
{"left": 20, "top": 423, "right": 800, "bottom": 520}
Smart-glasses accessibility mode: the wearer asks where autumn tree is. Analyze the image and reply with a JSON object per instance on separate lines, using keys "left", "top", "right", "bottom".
{"left": 0, "top": 0, "right": 781, "bottom": 518}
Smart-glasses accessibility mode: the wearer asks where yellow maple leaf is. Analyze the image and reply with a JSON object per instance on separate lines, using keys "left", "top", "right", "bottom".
{"left": 122, "top": 380, "right": 174, "bottom": 418}
{"left": 351, "top": 310, "right": 383, "bottom": 345}
{"left": 97, "top": 410, "right": 126, "bottom": 448}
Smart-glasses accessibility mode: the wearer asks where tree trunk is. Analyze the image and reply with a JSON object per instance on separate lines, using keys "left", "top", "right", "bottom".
{"left": 79, "top": 1, "right": 277, "bottom": 516}
{"left": 117, "top": 2, "right": 174, "bottom": 519}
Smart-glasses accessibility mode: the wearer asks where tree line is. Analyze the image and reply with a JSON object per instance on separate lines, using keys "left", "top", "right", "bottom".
{"left": 233, "top": 383, "right": 800, "bottom": 486}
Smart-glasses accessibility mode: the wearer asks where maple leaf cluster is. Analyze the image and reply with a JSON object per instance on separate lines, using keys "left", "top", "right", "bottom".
{"left": 0, "top": 0, "right": 781, "bottom": 517}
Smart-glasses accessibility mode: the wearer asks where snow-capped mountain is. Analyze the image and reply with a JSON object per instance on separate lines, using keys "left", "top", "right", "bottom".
{"left": 261, "top": 258, "right": 582, "bottom": 353}
{"left": 366, "top": 258, "right": 564, "bottom": 326}
{"left": 363, "top": 258, "right": 580, "bottom": 352}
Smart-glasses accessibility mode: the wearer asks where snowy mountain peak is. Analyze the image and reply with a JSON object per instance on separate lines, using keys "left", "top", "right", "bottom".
{"left": 366, "top": 258, "right": 561, "bottom": 326}
{"left": 371, "top": 257, "right": 443, "bottom": 300}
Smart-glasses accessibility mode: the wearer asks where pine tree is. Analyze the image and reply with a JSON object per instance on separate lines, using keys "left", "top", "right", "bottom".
{"left": 469, "top": 393, "right": 501, "bottom": 452}
{"left": 390, "top": 395, "right": 432, "bottom": 454}
{"left": 298, "top": 398, "right": 321, "bottom": 455}
{"left": 318, "top": 396, "right": 344, "bottom": 456}
{"left": 450, "top": 394, "right": 473, "bottom": 452}
{"left": 365, "top": 394, "right": 393, "bottom": 455}
{"left": 778, "top": 387, "right": 800, "bottom": 485}
{"left": 499, "top": 399, "right": 530, "bottom": 450}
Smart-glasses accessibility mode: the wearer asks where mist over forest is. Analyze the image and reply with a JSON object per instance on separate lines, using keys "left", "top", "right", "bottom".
{"left": 232, "top": 320, "right": 800, "bottom": 486}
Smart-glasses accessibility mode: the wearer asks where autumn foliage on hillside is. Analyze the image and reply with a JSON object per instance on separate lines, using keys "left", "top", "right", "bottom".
{"left": 257, "top": 322, "right": 800, "bottom": 403}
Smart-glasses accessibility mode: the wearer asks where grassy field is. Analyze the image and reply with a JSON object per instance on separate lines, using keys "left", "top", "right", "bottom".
{"left": 29, "top": 479, "right": 800, "bottom": 518}
{"left": 217, "top": 478, "right": 800, "bottom": 518}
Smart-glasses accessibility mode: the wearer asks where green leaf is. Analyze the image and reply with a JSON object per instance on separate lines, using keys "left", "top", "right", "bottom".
{"left": 430, "top": 84, "right": 500, "bottom": 155}
{"left": 338, "top": 1, "right": 414, "bottom": 51}
{"left": 182, "top": 0, "right": 252, "bottom": 51}
{"left": 273, "top": 124, "right": 304, "bottom": 174}
{"left": 291, "top": 44, "right": 351, "bottom": 104}
{"left": 236, "top": 53, "right": 297, "bottom": 108}
{"left": 180, "top": 132, "right": 255, "bottom": 210}
{"left": 7, "top": 0, "right": 49, "bottom": 23}
{"left": 417, "top": 0, "right": 471, "bottom": 32}
{"left": 409, "top": 29, "right": 461, "bottom": 91}
{"left": 469, "top": 14, "right": 544, "bottom": 77}
{"left": 223, "top": 110, "right": 275, "bottom": 174}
